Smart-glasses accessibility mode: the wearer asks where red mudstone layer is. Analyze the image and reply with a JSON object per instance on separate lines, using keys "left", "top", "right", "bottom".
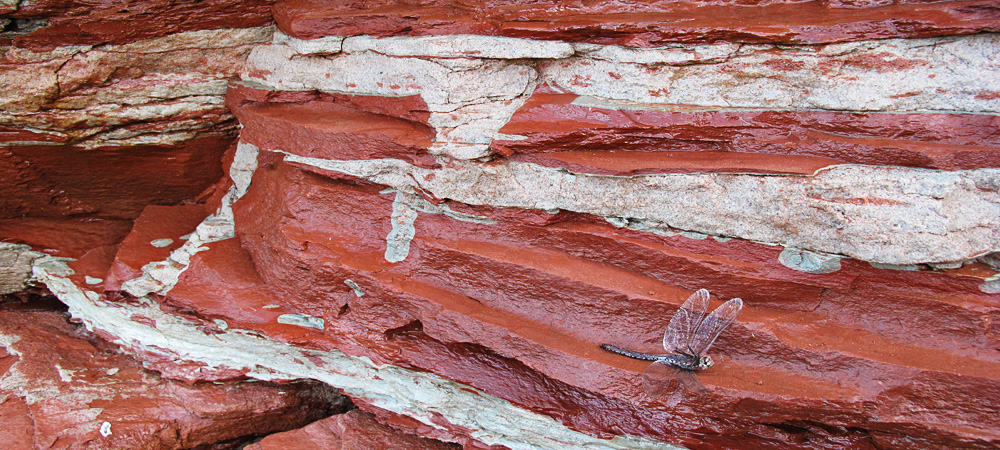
{"left": 0, "top": 217, "right": 135, "bottom": 258}
{"left": 0, "top": 308, "right": 349, "bottom": 449}
{"left": 0, "top": 136, "right": 231, "bottom": 221}
{"left": 135, "top": 152, "right": 995, "bottom": 448}
{"left": 228, "top": 81, "right": 432, "bottom": 124}
{"left": 103, "top": 204, "right": 211, "bottom": 291}
{"left": 272, "top": 0, "right": 1000, "bottom": 45}
{"left": 0, "top": 135, "right": 230, "bottom": 259}
{"left": 493, "top": 91, "right": 1000, "bottom": 174}
{"left": 7, "top": 0, "right": 276, "bottom": 49}
{"left": 227, "top": 82, "right": 438, "bottom": 168}
{"left": 245, "top": 409, "right": 461, "bottom": 450}
{"left": 0, "top": 125, "right": 69, "bottom": 144}
{"left": 151, "top": 208, "right": 851, "bottom": 449}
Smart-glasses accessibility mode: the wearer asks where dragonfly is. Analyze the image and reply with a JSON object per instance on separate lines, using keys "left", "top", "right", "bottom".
{"left": 601, "top": 289, "right": 743, "bottom": 398}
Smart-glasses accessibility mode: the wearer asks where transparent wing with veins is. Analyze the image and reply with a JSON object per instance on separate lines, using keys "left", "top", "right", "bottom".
{"left": 688, "top": 297, "right": 743, "bottom": 357}
{"left": 642, "top": 361, "right": 708, "bottom": 398}
{"left": 641, "top": 361, "right": 679, "bottom": 398}
{"left": 662, "top": 289, "right": 710, "bottom": 354}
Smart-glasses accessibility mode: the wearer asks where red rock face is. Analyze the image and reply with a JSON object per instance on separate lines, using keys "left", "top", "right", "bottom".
{"left": 0, "top": 138, "right": 228, "bottom": 257}
{"left": 211, "top": 150, "right": 997, "bottom": 448}
{"left": 6, "top": 0, "right": 276, "bottom": 49}
{"left": 227, "top": 84, "right": 438, "bottom": 168}
{"left": 495, "top": 90, "right": 1000, "bottom": 175}
{"left": 6, "top": 0, "right": 1000, "bottom": 449}
{"left": 102, "top": 204, "right": 212, "bottom": 291}
{"left": 0, "top": 307, "right": 349, "bottom": 449}
{"left": 0, "top": 138, "right": 227, "bottom": 221}
{"left": 272, "top": 0, "right": 1000, "bottom": 45}
{"left": 245, "top": 409, "right": 460, "bottom": 450}
{"left": 1, "top": 2, "right": 269, "bottom": 257}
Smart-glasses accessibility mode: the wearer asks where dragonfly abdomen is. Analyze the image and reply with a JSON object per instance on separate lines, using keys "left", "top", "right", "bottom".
{"left": 599, "top": 344, "right": 664, "bottom": 361}
{"left": 601, "top": 344, "right": 705, "bottom": 370}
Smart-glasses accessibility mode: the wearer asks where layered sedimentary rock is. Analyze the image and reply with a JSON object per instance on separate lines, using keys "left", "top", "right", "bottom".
{"left": 1, "top": 0, "right": 274, "bottom": 256}
{"left": 4, "top": 1, "right": 1000, "bottom": 449}
{"left": 272, "top": 0, "right": 1000, "bottom": 45}
{"left": 0, "top": 305, "right": 349, "bottom": 449}
{"left": 245, "top": 409, "right": 461, "bottom": 450}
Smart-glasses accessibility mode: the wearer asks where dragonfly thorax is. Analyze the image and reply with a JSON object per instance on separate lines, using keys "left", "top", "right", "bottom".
{"left": 663, "top": 352, "right": 714, "bottom": 371}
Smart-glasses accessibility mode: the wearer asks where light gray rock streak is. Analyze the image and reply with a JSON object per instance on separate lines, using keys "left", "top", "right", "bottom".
{"left": 275, "top": 145, "right": 1000, "bottom": 265}
{"left": 29, "top": 251, "right": 681, "bottom": 450}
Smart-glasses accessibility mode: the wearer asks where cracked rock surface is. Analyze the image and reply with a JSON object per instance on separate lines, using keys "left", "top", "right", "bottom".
{"left": 0, "top": 305, "right": 349, "bottom": 449}
{"left": 3, "top": 1, "right": 1000, "bottom": 449}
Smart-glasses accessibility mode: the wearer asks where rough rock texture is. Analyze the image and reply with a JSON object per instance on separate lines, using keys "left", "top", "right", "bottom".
{"left": 495, "top": 90, "right": 1000, "bottom": 174}
{"left": 272, "top": 0, "right": 1000, "bottom": 45}
{"left": 0, "top": 244, "right": 37, "bottom": 295}
{"left": 1, "top": 27, "right": 271, "bottom": 146}
{"left": 0, "top": 306, "right": 349, "bottom": 449}
{"left": 3, "top": 1, "right": 1000, "bottom": 450}
{"left": 3, "top": 0, "right": 276, "bottom": 49}
{"left": 1, "top": 1, "right": 273, "bottom": 256}
{"left": 244, "top": 409, "right": 460, "bottom": 450}
{"left": 239, "top": 34, "right": 1000, "bottom": 265}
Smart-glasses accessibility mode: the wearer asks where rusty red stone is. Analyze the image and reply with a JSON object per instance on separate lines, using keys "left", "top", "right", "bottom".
{"left": 245, "top": 408, "right": 461, "bottom": 450}
{"left": 272, "top": 0, "right": 1000, "bottom": 45}
{"left": 101, "top": 204, "right": 211, "bottom": 291}
{"left": 494, "top": 90, "right": 1000, "bottom": 174}
{"left": 119, "top": 150, "right": 992, "bottom": 448}
{"left": 0, "top": 137, "right": 230, "bottom": 222}
{"left": 3, "top": 0, "right": 1000, "bottom": 447}
{"left": 0, "top": 308, "right": 348, "bottom": 449}
{"left": 8, "top": 0, "right": 277, "bottom": 50}
{"left": 228, "top": 83, "right": 439, "bottom": 168}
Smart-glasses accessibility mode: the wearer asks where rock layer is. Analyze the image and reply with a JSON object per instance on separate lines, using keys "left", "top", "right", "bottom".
{"left": 244, "top": 409, "right": 461, "bottom": 450}
{"left": 0, "top": 306, "right": 349, "bottom": 449}
{"left": 3, "top": 1, "right": 1000, "bottom": 449}
{"left": 272, "top": 0, "right": 1000, "bottom": 45}
{"left": 496, "top": 90, "right": 1000, "bottom": 174}
{"left": 1, "top": 19, "right": 270, "bottom": 255}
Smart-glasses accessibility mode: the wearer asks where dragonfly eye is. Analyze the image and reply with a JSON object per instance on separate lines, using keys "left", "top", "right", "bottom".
{"left": 701, "top": 355, "right": 714, "bottom": 368}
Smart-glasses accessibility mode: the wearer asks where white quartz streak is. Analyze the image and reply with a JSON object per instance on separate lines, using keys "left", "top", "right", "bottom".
{"left": 343, "top": 34, "right": 575, "bottom": 59}
{"left": 120, "top": 143, "right": 259, "bottom": 297}
{"left": 272, "top": 145, "right": 1000, "bottom": 265}
{"left": 29, "top": 251, "right": 680, "bottom": 450}
{"left": 244, "top": 33, "right": 1000, "bottom": 162}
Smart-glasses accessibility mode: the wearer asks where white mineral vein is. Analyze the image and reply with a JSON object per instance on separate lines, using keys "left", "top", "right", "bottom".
{"left": 273, "top": 143, "right": 1000, "bottom": 265}
{"left": 20, "top": 245, "right": 680, "bottom": 450}
{"left": 243, "top": 33, "right": 1000, "bottom": 161}
{"left": 121, "top": 142, "right": 259, "bottom": 297}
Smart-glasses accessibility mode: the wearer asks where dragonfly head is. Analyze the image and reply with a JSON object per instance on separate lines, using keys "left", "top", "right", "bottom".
{"left": 698, "top": 355, "right": 714, "bottom": 370}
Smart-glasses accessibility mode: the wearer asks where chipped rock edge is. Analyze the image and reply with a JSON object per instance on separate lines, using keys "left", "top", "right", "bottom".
{"left": 24, "top": 247, "right": 681, "bottom": 450}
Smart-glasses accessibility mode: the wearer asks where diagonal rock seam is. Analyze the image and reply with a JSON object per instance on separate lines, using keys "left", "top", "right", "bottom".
{"left": 22, "top": 245, "right": 681, "bottom": 450}
{"left": 120, "top": 141, "right": 259, "bottom": 297}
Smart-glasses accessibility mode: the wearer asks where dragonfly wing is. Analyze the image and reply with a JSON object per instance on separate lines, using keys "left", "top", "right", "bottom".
{"left": 663, "top": 289, "right": 710, "bottom": 353}
{"left": 688, "top": 297, "right": 743, "bottom": 356}
{"left": 675, "top": 370, "right": 708, "bottom": 395}
{"left": 641, "top": 360, "right": 681, "bottom": 398}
